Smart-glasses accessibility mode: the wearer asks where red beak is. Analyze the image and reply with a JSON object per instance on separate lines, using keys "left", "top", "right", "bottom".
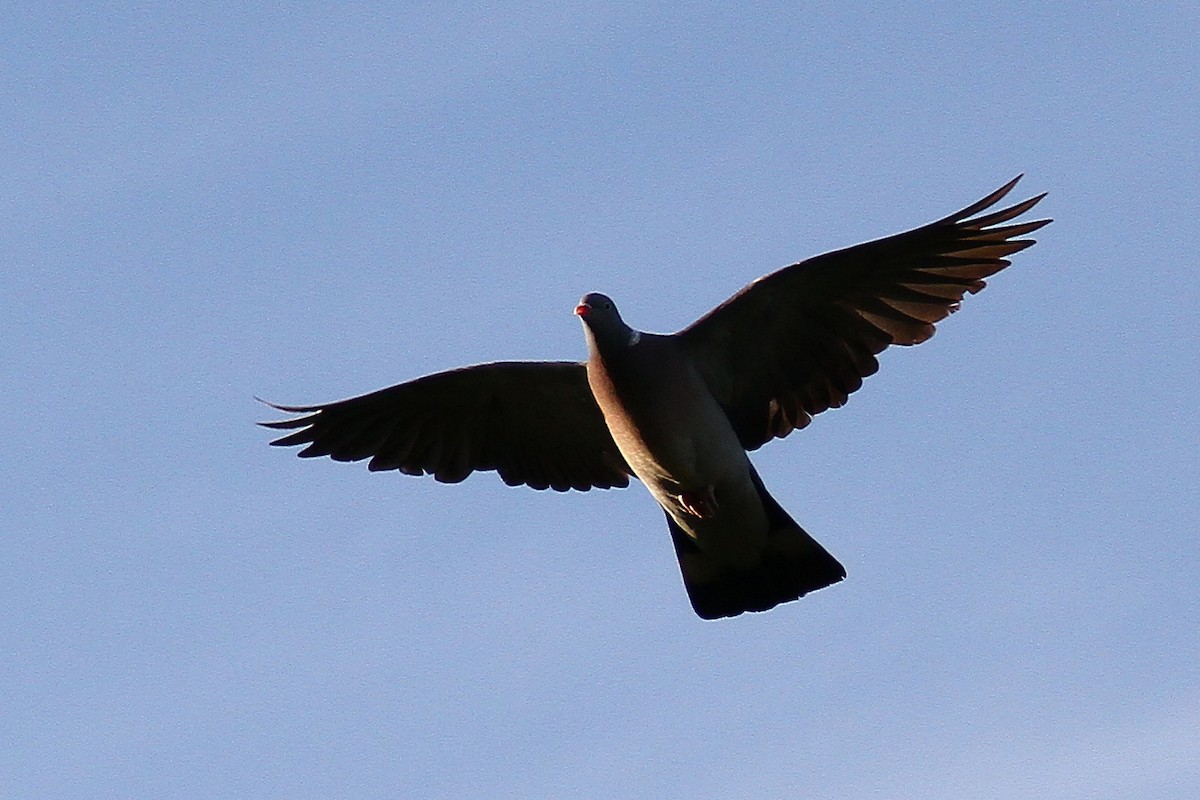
{"left": 574, "top": 303, "right": 590, "bottom": 317}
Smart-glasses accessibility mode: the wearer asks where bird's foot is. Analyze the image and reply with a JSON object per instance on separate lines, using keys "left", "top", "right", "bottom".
{"left": 679, "top": 486, "right": 719, "bottom": 519}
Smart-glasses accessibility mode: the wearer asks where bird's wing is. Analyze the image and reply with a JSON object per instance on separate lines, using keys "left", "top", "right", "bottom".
{"left": 677, "top": 176, "right": 1050, "bottom": 450}
{"left": 260, "top": 361, "right": 631, "bottom": 491}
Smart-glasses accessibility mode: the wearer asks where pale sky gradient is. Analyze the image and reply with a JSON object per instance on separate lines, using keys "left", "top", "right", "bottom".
{"left": 4, "top": 3, "right": 1198, "bottom": 798}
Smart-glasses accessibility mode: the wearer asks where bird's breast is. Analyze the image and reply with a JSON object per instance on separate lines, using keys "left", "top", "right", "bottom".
{"left": 586, "top": 343, "right": 745, "bottom": 492}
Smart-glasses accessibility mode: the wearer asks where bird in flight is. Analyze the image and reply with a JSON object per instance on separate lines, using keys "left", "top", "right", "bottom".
{"left": 262, "top": 177, "right": 1049, "bottom": 620}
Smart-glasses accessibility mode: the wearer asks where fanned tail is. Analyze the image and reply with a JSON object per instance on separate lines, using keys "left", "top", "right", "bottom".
{"left": 667, "top": 467, "right": 845, "bottom": 620}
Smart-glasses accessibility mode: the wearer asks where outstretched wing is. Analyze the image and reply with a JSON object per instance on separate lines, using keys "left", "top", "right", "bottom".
{"left": 261, "top": 361, "right": 631, "bottom": 492}
{"left": 678, "top": 176, "right": 1050, "bottom": 450}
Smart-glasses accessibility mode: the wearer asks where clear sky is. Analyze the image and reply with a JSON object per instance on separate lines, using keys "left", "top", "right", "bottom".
{"left": 4, "top": 3, "right": 1197, "bottom": 798}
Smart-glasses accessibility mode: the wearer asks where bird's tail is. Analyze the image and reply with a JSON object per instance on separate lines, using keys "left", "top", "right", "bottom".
{"left": 667, "top": 467, "right": 845, "bottom": 620}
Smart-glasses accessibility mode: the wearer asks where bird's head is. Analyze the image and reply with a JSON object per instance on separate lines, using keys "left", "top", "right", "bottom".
{"left": 575, "top": 292, "right": 640, "bottom": 347}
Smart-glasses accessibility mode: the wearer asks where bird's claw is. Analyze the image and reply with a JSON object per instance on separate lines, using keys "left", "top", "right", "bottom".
{"left": 679, "top": 487, "right": 719, "bottom": 519}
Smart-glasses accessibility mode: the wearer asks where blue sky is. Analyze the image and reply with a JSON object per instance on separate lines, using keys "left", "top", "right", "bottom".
{"left": 4, "top": 3, "right": 1197, "bottom": 798}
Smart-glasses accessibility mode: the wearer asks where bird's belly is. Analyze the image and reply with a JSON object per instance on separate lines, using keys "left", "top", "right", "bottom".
{"left": 604, "top": 395, "right": 771, "bottom": 565}
{"left": 586, "top": 343, "right": 764, "bottom": 550}
{"left": 610, "top": 394, "right": 744, "bottom": 491}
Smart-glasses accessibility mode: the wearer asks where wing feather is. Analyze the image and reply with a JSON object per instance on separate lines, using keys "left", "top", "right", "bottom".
{"left": 261, "top": 361, "right": 631, "bottom": 491}
{"left": 679, "top": 177, "right": 1050, "bottom": 449}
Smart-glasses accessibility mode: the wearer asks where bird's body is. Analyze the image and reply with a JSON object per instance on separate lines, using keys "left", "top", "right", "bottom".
{"left": 263, "top": 177, "right": 1050, "bottom": 619}
{"left": 576, "top": 296, "right": 847, "bottom": 616}
{"left": 582, "top": 328, "right": 740, "bottom": 509}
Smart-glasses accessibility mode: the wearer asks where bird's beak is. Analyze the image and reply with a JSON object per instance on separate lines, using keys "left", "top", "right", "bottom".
{"left": 574, "top": 303, "right": 590, "bottom": 317}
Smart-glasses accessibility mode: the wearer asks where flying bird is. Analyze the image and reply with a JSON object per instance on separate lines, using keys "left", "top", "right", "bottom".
{"left": 262, "top": 177, "right": 1049, "bottom": 619}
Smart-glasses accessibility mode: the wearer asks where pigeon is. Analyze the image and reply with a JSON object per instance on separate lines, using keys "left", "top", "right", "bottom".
{"left": 262, "top": 177, "right": 1049, "bottom": 619}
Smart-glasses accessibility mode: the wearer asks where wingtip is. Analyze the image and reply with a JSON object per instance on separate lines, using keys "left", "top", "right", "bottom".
{"left": 255, "top": 396, "right": 279, "bottom": 426}
{"left": 256, "top": 396, "right": 325, "bottom": 431}
{"left": 991, "top": 174, "right": 1025, "bottom": 202}
{"left": 256, "top": 395, "right": 286, "bottom": 413}
{"left": 256, "top": 395, "right": 323, "bottom": 414}
{"left": 945, "top": 175, "right": 1051, "bottom": 226}
{"left": 1022, "top": 190, "right": 1050, "bottom": 214}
